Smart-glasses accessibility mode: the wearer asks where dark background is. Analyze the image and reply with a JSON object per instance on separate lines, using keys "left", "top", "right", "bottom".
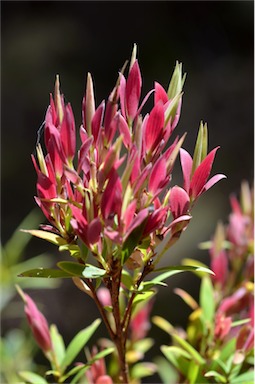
{"left": 1, "top": 1, "right": 254, "bottom": 381}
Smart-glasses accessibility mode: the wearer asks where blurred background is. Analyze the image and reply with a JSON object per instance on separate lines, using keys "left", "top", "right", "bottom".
{"left": 1, "top": 1, "right": 254, "bottom": 382}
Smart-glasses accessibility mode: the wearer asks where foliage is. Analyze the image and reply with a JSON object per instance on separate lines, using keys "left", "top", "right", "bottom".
{"left": 3, "top": 46, "right": 252, "bottom": 384}
{"left": 154, "top": 181, "right": 254, "bottom": 384}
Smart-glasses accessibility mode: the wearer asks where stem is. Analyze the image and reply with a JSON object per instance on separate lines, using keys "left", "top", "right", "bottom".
{"left": 85, "top": 279, "right": 115, "bottom": 341}
{"left": 122, "top": 259, "right": 154, "bottom": 346}
{"left": 110, "top": 258, "right": 129, "bottom": 383}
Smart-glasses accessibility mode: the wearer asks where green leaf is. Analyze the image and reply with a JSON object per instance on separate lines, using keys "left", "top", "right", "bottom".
{"left": 182, "top": 258, "right": 215, "bottom": 277}
{"left": 133, "top": 338, "right": 154, "bottom": 355}
{"left": 70, "top": 366, "right": 90, "bottom": 384}
{"left": 121, "top": 269, "right": 133, "bottom": 290}
{"left": 200, "top": 276, "right": 215, "bottom": 326}
{"left": 152, "top": 265, "right": 214, "bottom": 288}
{"left": 204, "top": 370, "right": 227, "bottom": 383}
{"left": 187, "top": 360, "right": 200, "bottom": 384}
{"left": 57, "top": 261, "right": 85, "bottom": 276}
{"left": 60, "top": 319, "right": 101, "bottom": 372}
{"left": 89, "top": 347, "right": 115, "bottom": 364}
{"left": 161, "top": 345, "right": 191, "bottom": 360}
{"left": 50, "top": 324, "right": 65, "bottom": 368}
{"left": 164, "top": 93, "right": 182, "bottom": 126}
{"left": 59, "top": 244, "right": 81, "bottom": 258}
{"left": 161, "top": 345, "right": 190, "bottom": 377}
{"left": 18, "top": 267, "right": 72, "bottom": 278}
{"left": 131, "top": 362, "right": 157, "bottom": 379}
{"left": 152, "top": 316, "right": 175, "bottom": 335}
{"left": 192, "top": 121, "right": 208, "bottom": 176}
{"left": 154, "top": 356, "right": 179, "bottom": 384}
{"left": 60, "top": 364, "right": 88, "bottom": 383}
{"left": 132, "top": 290, "right": 155, "bottom": 307}
{"left": 167, "top": 61, "right": 185, "bottom": 99}
{"left": 230, "top": 370, "right": 254, "bottom": 384}
{"left": 137, "top": 281, "right": 167, "bottom": 293}
{"left": 171, "top": 333, "right": 206, "bottom": 365}
{"left": 20, "top": 229, "right": 67, "bottom": 246}
{"left": 82, "top": 264, "right": 106, "bottom": 279}
{"left": 231, "top": 318, "right": 251, "bottom": 327}
{"left": 19, "top": 371, "right": 48, "bottom": 384}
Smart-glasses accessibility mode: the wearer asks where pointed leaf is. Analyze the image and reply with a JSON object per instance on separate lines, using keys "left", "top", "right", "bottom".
{"left": 230, "top": 370, "right": 254, "bottom": 384}
{"left": 60, "top": 319, "right": 101, "bottom": 372}
{"left": 204, "top": 371, "right": 227, "bottom": 383}
{"left": 20, "top": 229, "right": 66, "bottom": 246}
{"left": 70, "top": 366, "right": 90, "bottom": 384}
{"left": 89, "top": 347, "right": 115, "bottom": 364}
{"left": 82, "top": 265, "right": 106, "bottom": 279}
{"left": 18, "top": 268, "right": 72, "bottom": 278}
{"left": 192, "top": 122, "right": 208, "bottom": 176}
{"left": 57, "top": 261, "right": 85, "bottom": 276}
{"left": 171, "top": 333, "right": 206, "bottom": 364}
{"left": 19, "top": 371, "right": 48, "bottom": 384}
{"left": 121, "top": 212, "right": 148, "bottom": 265}
{"left": 200, "top": 276, "right": 215, "bottom": 325}
{"left": 190, "top": 147, "right": 220, "bottom": 199}
{"left": 50, "top": 324, "right": 66, "bottom": 368}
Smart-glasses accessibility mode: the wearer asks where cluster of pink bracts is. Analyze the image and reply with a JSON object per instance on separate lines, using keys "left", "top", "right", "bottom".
{"left": 32, "top": 53, "right": 225, "bottom": 263}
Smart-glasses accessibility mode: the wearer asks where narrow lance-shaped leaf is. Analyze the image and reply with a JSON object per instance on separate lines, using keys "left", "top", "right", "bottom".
{"left": 171, "top": 333, "right": 206, "bottom": 365}
{"left": 20, "top": 229, "right": 67, "bottom": 246}
{"left": 200, "top": 276, "right": 215, "bottom": 326}
{"left": 191, "top": 121, "right": 208, "bottom": 177}
{"left": 167, "top": 61, "right": 185, "bottom": 100}
{"left": 19, "top": 371, "right": 48, "bottom": 384}
{"left": 57, "top": 261, "right": 85, "bottom": 277}
{"left": 60, "top": 319, "right": 101, "bottom": 372}
{"left": 18, "top": 267, "right": 73, "bottom": 278}
{"left": 50, "top": 324, "right": 66, "bottom": 369}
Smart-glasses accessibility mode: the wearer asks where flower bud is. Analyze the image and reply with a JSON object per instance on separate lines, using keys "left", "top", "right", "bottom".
{"left": 17, "top": 286, "right": 52, "bottom": 353}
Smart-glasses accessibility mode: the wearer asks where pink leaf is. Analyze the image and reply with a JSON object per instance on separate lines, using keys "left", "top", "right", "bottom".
{"left": 154, "top": 82, "right": 168, "bottom": 104}
{"left": 203, "top": 173, "right": 227, "bottom": 192}
{"left": 87, "top": 218, "right": 102, "bottom": 245}
{"left": 148, "top": 156, "right": 167, "bottom": 195}
{"left": 180, "top": 148, "right": 193, "bottom": 193}
{"left": 190, "top": 147, "right": 220, "bottom": 199}
{"left": 101, "top": 171, "right": 122, "bottom": 221}
{"left": 118, "top": 113, "right": 132, "bottom": 148}
{"left": 145, "top": 102, "right": 165, "bottom": 152}
{"left": 169, "top": 186, "right": 190, "bottom": 219}
{"left": 92, "top": 101, "right": 105, "bottom": 143}
{"left": 126, "top": 60, "right": 142, "bottom": 120}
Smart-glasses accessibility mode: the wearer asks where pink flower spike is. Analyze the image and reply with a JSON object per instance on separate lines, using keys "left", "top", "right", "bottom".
{"left": 190, "top": 146, "right": 220, "bottom": 199}
{"left": 180, "top": 148, "right": 193, "bottom": 193}
{"left": 126, "top": 60, "right": 142, "bottom": 120}
{"left": 169, "top": 186, "right": 190, "bottom": 220}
